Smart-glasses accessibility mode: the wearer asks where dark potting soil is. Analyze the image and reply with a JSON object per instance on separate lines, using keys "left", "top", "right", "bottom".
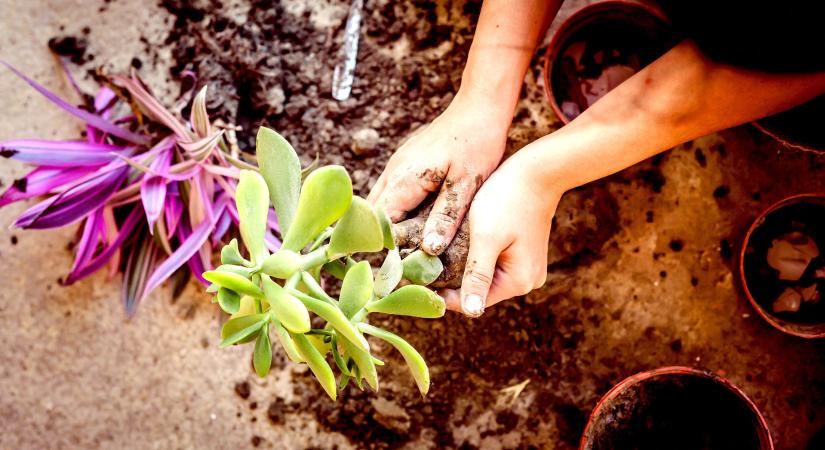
{"left": 550, "top": 5, "right": 675, "bottom": 121}
{"left": 743, "top": 200, "right": 825, "bottom": 324}
{"left": 584, "top": 374, "right": 762, "bottom": 450}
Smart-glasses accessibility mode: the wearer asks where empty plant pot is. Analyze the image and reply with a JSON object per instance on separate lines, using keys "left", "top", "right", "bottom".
{"left": 580, "top": 367, "right": 773, "bottom": 450}
{"left": 543, "top": 0, "right": 676, "bottom": 123}
{"left": 739, "top": 193, "right": 825, "bottom": 338}
{"left": 753, "top": 95, "right": 825, "bottom": 154}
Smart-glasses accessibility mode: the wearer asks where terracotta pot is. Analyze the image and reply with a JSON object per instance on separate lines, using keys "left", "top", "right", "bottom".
{"left": 543, "top": 0, "right": 674, "bottom": 123}
{"left": 579, "top": 366, "right": 773, "bottom": 450}
{"left": 753, "top": 95, "right": 825, "bottom": 154}
{"left": 738, "top": 193, "right": 825, "bottom": 338}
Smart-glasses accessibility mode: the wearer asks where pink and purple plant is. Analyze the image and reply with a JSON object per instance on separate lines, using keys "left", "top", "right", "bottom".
{"left": 0, "top": 61, "right": 281, "bottom": 315}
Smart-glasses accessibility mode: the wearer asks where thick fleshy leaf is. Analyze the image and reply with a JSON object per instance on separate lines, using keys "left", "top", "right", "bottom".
{"left": 358, "top": 323, "right": 430, "bottom": 396}
{"left": 63, "top": 207, "right": 143, "bottom": 285}
{"left": 366, "top": 285, "right": 446, "bottom": 318}
{"left": 14, "top": 165, "right": 128, "bottom": 229}
{"left": 374, "top": 248, "right": 402, "bottom": 298}
{"left": 190, "top": 85, "right": 211, "bottom": 138}
{"left": 375, "top": 205, "right": 396, "bottom": 250}
{"left": 0, "top": 166, "right": 92, "bottom": 208}
{"left": 271, "top": 320, "right": 304, "bottom": 363}
{"left": 217, "top": 288, "right": 241, "bottom": 314}
{"left": 221, "top": 239, "right": 250, "bottom": 266}
{"left": 282, "top": 165, "right": 352, "bottom": 252}
{"left": 289, "top": 289, "right": 369, "bottom": 352}
{"left": 262, "top": 276, "right": 310, "bottom": 334}
{"left": 327, "top": 196, "right": 384, "bottom": 259}
{"left": 402, "top": 249, "right": 444, "bottom": 285}
{"left": 256, "top": 127, "right": 301, "bottom": 235}
{"left": 220, "top": 313, "right": 267, "bottom": 347}
{"left": 339, "top": 334, "right": 378, "bottom": 391}
{"left": 260, "top": 249, "right": 301, "bottom": 279}
{"left": 0, "top": 139, "right": 127, "bottom": 166}
{"left": 140, "top": 214, "right": 216, "bottom": 302}
{"left": 203, "top": 270, "right": 262, "bottom": 297}
{"left": 292, "top": 333, "right": 337, "bottom": 400}
{"left": 231, "top": 295, "right": 258, "bottom": 319}
{"left": 339, "top": 260, "right": 373, "bottom": 318}
{"left": 122, "top": 231, "right": 162, "bottom": 317}
{"left": 2, "top": 61, "right": 150, "bottom": 145}
{"left": 141, "top": 148, "right": 173, "bottom": 231}
{"left": 235, "top": 170, "right": 270, "bottom": 264}
{"left": 253, "top": 324, "right": 273, "bottom": 377}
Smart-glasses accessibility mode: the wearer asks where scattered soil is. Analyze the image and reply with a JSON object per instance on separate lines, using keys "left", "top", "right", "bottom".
{"left": 582, "top": 372, "right": 764, "bottom": 450}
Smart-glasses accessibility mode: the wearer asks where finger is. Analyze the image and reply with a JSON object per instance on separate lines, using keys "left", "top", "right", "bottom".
{"left": 459, "top": 230, "right": 504, "bottom": 318}
{"left": 366, "top": 170, "right": 388, "bottom": 204}
{"left": 377, "top": 165, "right": 446, "bottom": 222}
{"left": 421, "top": 173, "right": 480, "bottom": 256}
{"left": 438, "top": 288, "right": 461, "bottom": 312}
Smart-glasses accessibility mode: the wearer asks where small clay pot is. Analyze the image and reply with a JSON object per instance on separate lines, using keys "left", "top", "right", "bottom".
{"left": 738, "top": 193, "right": 825, "bottom": 338}
{"left": 543, "top": 0, "right": 675, "bottom": 123}
{"left": 753, "top": 95, "right": 825, "bottom": 154}
{"left": 580, "top": 366, "right": 773, "bottom": 450}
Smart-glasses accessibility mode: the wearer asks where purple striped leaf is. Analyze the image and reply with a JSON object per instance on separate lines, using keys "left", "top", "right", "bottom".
{"left": 69, "top": 209, "right": 105, "bottom": 275}
{"left": 1, "top": 61, "right": 150, "bottom": 145}
{"left": 164, "top": 188, "right": 184, "bottom": 235}
{"left": 122, "top": 228, "right": 162, "bottom": 317}
{"left": 140, "top": 148, "right": 173, "bottom": 231}
{"left": 0, "top": 166, "right": 92, "bottom": 207}
{"left": 113, "top": 74, "right": 192, "bottom": 141}
{"left": 63, "top": 207, "right": 143, "bottom": 285}
{"left": 14, "top": 165, "right": 129, "bottom": 229}
{"left": 0, "top": 139, "right": 126, "bottom": 166}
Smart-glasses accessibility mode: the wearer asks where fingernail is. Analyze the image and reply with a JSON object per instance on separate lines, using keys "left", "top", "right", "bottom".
{"left": 423, "top": 232, "right": 445, "bottom": 254}
{"left": 462, "top": 294, "right": 485, "bottom": 317}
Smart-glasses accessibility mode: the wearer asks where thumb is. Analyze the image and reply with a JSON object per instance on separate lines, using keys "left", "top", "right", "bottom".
{"left": 459, "top": 231, "right": 502, "bottom": 318}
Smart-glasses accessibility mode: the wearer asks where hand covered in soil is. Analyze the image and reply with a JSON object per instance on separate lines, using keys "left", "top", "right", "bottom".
{"left": 367, "top": 92, "right": 509, "bottom": 256}
{"left": 440, "top": 148, "right": 560, "bottom": 317}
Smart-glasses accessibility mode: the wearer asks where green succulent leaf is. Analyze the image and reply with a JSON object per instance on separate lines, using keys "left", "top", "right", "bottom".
{"left": 220, "top": 313, "right": 267, "bottom": 347}
{"left": 271, "top": 320, "right": 304, "bottom": 363}
{"left": 339, "top": 334, "right": 378, "bottom": 391}
{"left": 235, "top": 170, "right": 271, "bottom": 264}
{"left": 402, "top": 249, "right": 444, "bottom": 285}
{"left": 366, "top": 285, "right": 446, "bottom": 318}
{"left": 282, "top": 165, "right": 352, "bottom": 252}
{"left": 330, "top": 335, "right": 351, "bottom": 376}
{"left": 339, "top": 261, "right": 374, "bottom": 318}
{"left": 214, "top": 264, "right": 255, "bottom": 277}
{"left": 323, "top": 260, "right": 348, "bottom": 280}
{"left": 261, "top": 249, "right": 302, "bottom": 279}
{"left": 253, "top": 324, "right": 273, "bottom": 377}
{"left": 292, "top": 333, "right": 338, "bottom": 400}
{"left": 232, "top": 295, "right": 258, "bottom": 319}
{"left": 217, "top": 288, "right": 241, "bottom": 314}
{"left": 327, "top": 196, "right": 384, "bottom": 259}
{"left": 206, "top": 283, "right": 220, "bottom": 293}
{"left": 220, "top": 238, "right": 250, "bottom": 266}
{"left": 358, "top": 323, "right": 430, "bottom": 396}
{"left": 374, "top": 248, "right": 403, "bottom": 298}
{"left": 290, "top": 288, "right": 370, "bottom": 352}
{"left": 262, "top": 276, "right": 311, "bottom": 334}
{"left": 374, "top": 205, "right": 396, "bottom": 250}
{"left": 203, "top": 270, "right": 263, "bottom": 297}
{"left": 256, "top": 127, "right": 302, "bottom": 235}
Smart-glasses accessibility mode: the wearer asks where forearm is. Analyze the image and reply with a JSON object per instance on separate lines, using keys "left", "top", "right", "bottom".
{"left": 457, "top": 0, "right": 561, "bottom": 122}
{"left": 522, "top": 41, "right": 825, "bottom": 192}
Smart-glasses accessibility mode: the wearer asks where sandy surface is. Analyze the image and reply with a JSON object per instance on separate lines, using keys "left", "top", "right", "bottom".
{"left": 1, "top": 1, "right": 824, "bottom": 449}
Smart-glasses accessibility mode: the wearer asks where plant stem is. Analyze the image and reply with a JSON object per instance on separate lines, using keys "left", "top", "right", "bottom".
{"left": 300, "top": 271, "right": 336, "bottom": 304}
{"left": 300, "top": 245, "right": 330, "bottom": 271}
{"left": 351, "top": 308, "right": 368, "bottom": 323}
{"left": 309, "top": 228, "right": 333, "bottom": 252}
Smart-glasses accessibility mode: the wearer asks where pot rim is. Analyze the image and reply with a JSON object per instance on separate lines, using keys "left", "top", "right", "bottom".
{"left": 542, "top": 0, "right": 670, "bottom": 124}
{"left": 751, "top": 121, "right": 825, "bottom": 155}
{"left": 578, "top": 366, "right": 774, "bottom": 450}
{"left": 738, "top": 192, "right": 825, "bottom": 339}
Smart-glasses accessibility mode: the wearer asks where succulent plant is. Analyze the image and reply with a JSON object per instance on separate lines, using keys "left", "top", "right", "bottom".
{"left": 205, "top": 127, "right": 445, "bottom": 399}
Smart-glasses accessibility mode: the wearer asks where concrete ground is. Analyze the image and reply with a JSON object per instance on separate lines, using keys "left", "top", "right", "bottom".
{"left": 1, "top": 1, "right": 824, "bottom": 449}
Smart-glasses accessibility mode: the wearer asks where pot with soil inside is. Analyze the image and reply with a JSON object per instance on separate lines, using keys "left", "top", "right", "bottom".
{"left": 580, "top": 366, "right": 773, "bottom": 450}
{"left": 543, "top": 0, "right": 676, "bottom": 123}
{"left": 739, "top": 193, "right": 825, "bottom": 338}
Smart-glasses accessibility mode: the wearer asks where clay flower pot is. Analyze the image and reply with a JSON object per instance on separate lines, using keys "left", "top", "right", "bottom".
{"left": 579, "top": 366, "right": 773, "bottom": 450}
{"left": 753, "top": 95, "right": 825, "bottom": 154}
{"left": 739, "top": 193, "right": 825, "bottom": 338}
{"left": 543, "top": 0, "right": 675, "bottom": 123}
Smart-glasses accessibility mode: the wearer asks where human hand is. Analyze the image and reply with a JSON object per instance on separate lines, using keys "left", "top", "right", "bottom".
{"left": 367, "top": 92, "right": 510, "bottom": 255}
{"left": 440, "top": 146, "right": 562, "bottom": 317}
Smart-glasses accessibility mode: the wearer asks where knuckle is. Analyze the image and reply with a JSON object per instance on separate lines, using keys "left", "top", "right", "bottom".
{"left": 429, "top": 209, "right": 459, "bottom": 227}
{"left": 463, "top": 269, "right": 493, "bottom": 288}
{"left": 533, "top": 272, "right": 548, "bottom": 290}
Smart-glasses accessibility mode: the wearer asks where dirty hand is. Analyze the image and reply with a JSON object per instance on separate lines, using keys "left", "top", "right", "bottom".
{"left": 367, "top": 92, "right": 510, "bottom": 255}
{"left": 441, "top": 148, "right": 560, "bottom": 317}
